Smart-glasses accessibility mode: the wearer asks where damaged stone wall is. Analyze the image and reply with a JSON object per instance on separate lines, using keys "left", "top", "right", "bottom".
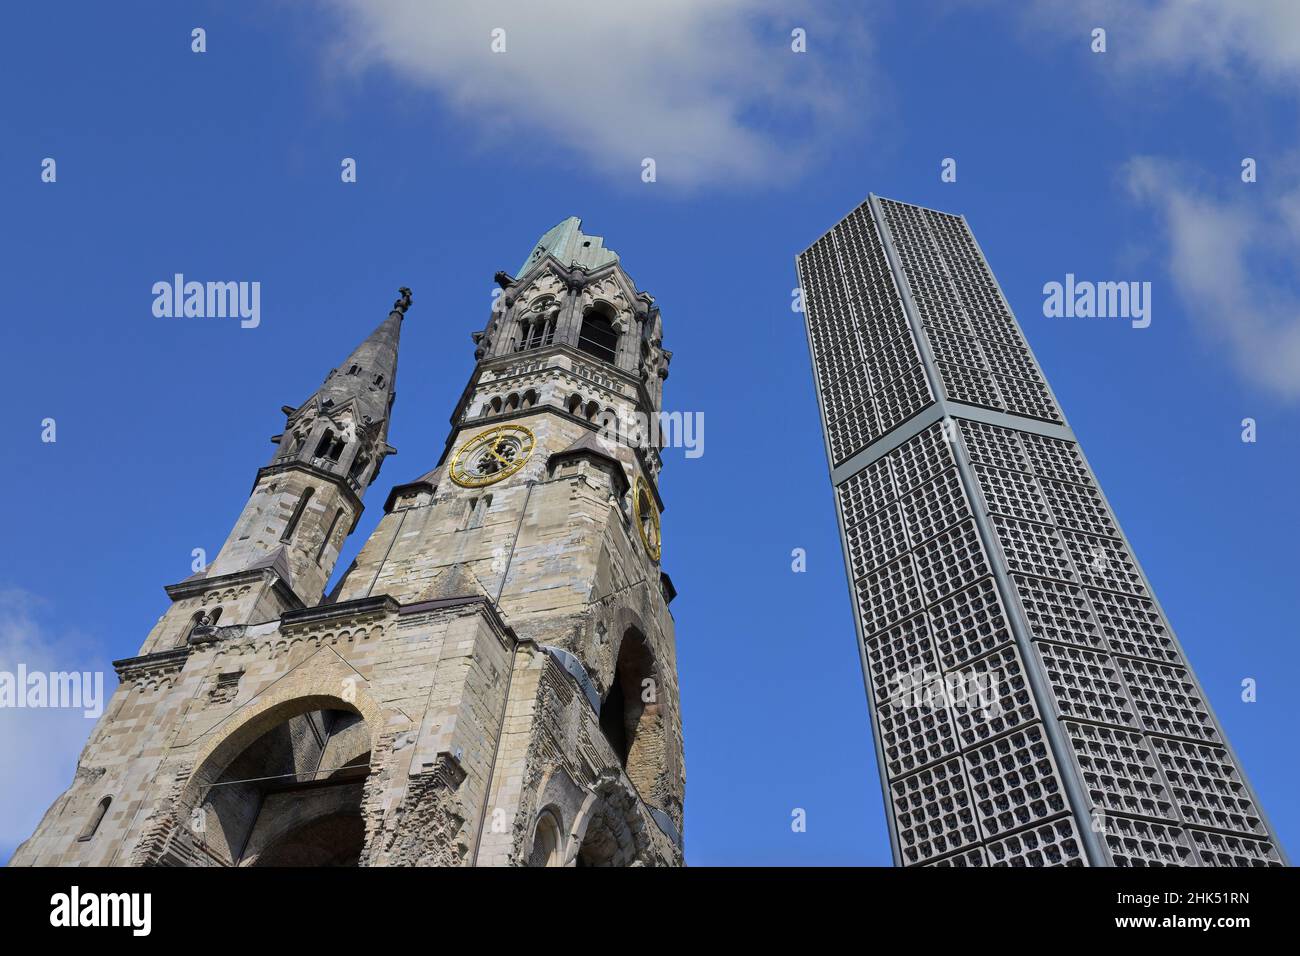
{"left": 14, "top": 228, "right": 687, "bottom": 868}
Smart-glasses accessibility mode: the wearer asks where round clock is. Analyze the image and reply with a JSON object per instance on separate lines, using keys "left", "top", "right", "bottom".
{"left": 633, "top": 476, "right": 661, "bottom": 562}
{"left": 449, "top": 425, "right": 536, "bottom": 488}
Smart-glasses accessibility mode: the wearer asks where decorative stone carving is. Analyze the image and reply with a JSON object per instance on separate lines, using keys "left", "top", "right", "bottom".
{"left": 392, "top": 286, "right": 413, "bottom": 315}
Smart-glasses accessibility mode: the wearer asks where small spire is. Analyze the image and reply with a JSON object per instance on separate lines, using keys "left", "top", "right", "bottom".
{"left": 286, "top": 287, "right": 411, "bottom": 431}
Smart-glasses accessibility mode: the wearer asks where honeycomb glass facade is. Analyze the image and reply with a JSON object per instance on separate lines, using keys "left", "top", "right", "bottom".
{"left": 797, "top": 195, "right": 1286, "bottom": 867}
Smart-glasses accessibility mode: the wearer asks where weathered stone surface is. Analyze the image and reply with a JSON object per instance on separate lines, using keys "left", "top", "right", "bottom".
{"left": 12, "top": 226, "right": 684, "bottom": 867}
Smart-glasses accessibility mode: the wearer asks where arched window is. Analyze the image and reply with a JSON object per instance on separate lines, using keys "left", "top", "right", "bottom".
{"left": 516, "top": 297, "right": 558, "bottom": 352}
{"left": 523, "top": 389, "right": 538, "bottom": 409}
{"left": 314, "top": 429, "right": 345, "bottom": 462}
{"left": 78, "top": 796, "right": 112, "bottom": 842}
{"left": 185, "top": 605, "right": 223, "bottom": 645}
{"left": 505, "top": 393, "right": 520, "bottom": 412}
{"left": 567, "top": 394, "right": 583, "bottom": 416}
{"left": 578, "top": 307, "right": 619, "bottom": 364}
{"left": 316, "top": 508, "right": 344, "bottom": 563}
{"left": 517, "top": 312, "right": 559, "bottom": 353}
{"left": 584, "top": 401, "right": 599, "bottom": 422}
{"left": 527, "top": 809, "right": 564, "bottom": 867}
{"left": 281, "top": 488, "right": 314, "bottom": 542}
{"left": 463, "top": 493, "right": 492, "bottom": 531}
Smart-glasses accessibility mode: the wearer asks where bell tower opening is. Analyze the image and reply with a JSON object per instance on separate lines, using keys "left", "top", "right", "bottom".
{"left": 577, "top": 305, "right": 618, "bottom": 363}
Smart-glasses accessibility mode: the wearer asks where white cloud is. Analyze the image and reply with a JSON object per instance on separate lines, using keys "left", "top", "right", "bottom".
{"left": 1024, "top": 0, "right": 1300, "bottom": 82}
{"left": 318, "top": 0, "right": 870, "bottom": 188}
{"left": 1125, "top": 157, "right": 1300, "bottom": 401}
{"left": 1004, "top": 3, "right": 1300, "bottom": 398}
{"left": 0, "top": 590, "right": 111, "bottom": 858}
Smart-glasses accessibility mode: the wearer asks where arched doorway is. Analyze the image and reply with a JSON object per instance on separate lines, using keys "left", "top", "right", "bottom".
{"left": 191, "top": 707, "right": 372, "bottom": 866}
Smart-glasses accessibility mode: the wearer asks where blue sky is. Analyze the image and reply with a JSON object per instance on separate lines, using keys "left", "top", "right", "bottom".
{"left": 2, "top": 1, "right": 1298, "bottom": 865}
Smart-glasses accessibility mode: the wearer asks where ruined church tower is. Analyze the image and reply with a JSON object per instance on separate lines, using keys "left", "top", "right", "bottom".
{"left": 12, "top": 219, "right": 684, "bottom": 866}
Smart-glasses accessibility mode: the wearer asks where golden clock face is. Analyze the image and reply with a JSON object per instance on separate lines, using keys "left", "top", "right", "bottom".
{"left": 633, "top": 476, "right": 661, "bottom": 562}
{"left": 450, "top": 425, "right": 536, "bottom": 488}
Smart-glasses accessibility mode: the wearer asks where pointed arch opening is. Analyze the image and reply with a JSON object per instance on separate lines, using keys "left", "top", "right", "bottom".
{"left": 527, "top": 808, "right": 565, "bottom": 867}
{"left": 463, "top": 493, "right": 492, "bottom": 531}
{"left": 598, "top": 630, "right": 664, "bottom": 801}
{"left": 578, "top": 305, "right": 619, "bottom": 364}
{"left": 517, "top": 297, "right": 558, "bottom": 352}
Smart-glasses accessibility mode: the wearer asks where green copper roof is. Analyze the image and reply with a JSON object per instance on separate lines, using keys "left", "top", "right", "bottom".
{"left": 517, "top": 216, "right": 618, "bottom": 278}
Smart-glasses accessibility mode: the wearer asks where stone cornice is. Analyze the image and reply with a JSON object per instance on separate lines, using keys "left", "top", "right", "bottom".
{"left": 112, "top": 646, "right": 189, "bottom": 680}
{"left": 399, "top": 594, "right": 518, "bottom": 647}
{"left": 547, "top": 444, "right": 630, "bottom": 497}
{"left": 164, "top": 565, "right": 303, "bottom": 610}
{"left": 280, "top": 594, "right": 399, "bottom": 632}
{"left": 447, "top": 343, "right": 655, "bottom": 427}
{"left": 383, "top": 477, "right": 436, "bottom": 513}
